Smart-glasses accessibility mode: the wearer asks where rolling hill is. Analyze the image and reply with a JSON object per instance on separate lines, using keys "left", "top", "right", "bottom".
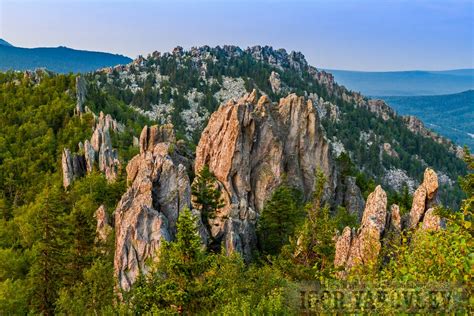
{"left": 327, "top": 69, "right": 474, "bottom": 96}
{"left": 381, "top": 90, "right": 474, "bottom": 150}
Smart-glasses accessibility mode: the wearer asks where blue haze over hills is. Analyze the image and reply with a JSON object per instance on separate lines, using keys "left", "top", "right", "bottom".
{"left": 326, "top": 69, "right": 474, "bottom": 96}
{"left": 0, "top": 39, "right": 131, "bottom": 73}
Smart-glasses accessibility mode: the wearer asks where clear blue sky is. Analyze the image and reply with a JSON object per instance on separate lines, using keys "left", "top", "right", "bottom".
{"left": 0, "top": 0, "right": 472, "bottom": 71}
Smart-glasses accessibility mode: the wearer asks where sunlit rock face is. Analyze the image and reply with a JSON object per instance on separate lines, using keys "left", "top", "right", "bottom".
{"left": 194, "top": 90, "right": 336, "bottom": 260}
{"left": 113, "top": 125, "right": 192, "bottom": 291}
{"left": 334, "top": 168, "right": 443, "bottom": 277}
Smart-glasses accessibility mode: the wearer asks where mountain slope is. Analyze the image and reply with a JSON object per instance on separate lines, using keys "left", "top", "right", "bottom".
{"left": 326, "top": 69, "right": 474, "bottom": 96}
{"left": 381, "top": 90, "right": 474, "bottom": 150}
{"left": 0, "top": 40, "right": 132, "bottom": 73}
{"left": 86, "top": 45, "right": 466, "bottom": 207}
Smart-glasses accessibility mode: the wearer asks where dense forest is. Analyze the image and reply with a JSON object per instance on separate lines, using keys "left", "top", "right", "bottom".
{"left": 0, "top": 67, "right": 472, "bottom": 314}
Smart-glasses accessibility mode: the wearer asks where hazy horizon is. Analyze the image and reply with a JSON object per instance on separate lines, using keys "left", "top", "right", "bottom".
{"left": 1, "top": 0, "right": 473, "bottom": 71}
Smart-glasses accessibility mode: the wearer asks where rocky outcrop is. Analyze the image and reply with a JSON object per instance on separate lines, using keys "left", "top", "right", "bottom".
{"left": 334, "top": 185, "right": 387, "bottom": 275}
{"left": 343, "top": 176, "right": 365, "bottom": 219}
{"left": 95, "top": 205, "right": 113, "bottom": 243}
{"left": 269, "top": 71, "right": 283, "bottom": 94}
{"left": 62, "top": 111, "right": 123, "bottom": 188}
{"left": 403, "top": 115, "right": 462, "bottom": 157}
{"left": 62, "top": 148, "right": 86, "bottom": 188}
{"left": 114, "top": 125, "right": 192, "bottom": 291}
{"left": 334, "top": 168, "right": 444, "bottom": 275}
{"left": 194, "top": 90, "right": 335, "bottom": 260}
{"left": 408, "top": 168, "right": 441, "bottom": 229}
{"left": 139, "top": 124, "right": 176, "bottom": 154}
{"left": 367, "top": 99, "right": 394, "bottom": 121}
{"left": 382, "top": 142, "right": 399, "bottom": 159}
{"left": 75, "top": 76, "right": 87, "bottom": 115}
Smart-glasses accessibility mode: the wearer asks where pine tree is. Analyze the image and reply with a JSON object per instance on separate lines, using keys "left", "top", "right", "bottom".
{"left": 257, "top": 182, "right": 304, "bottom": 255}
{"left": 191, "top": 165, "right": 224, "bottom": 250}
{"left": 128, "top": 208, "right": 211, "bottom": 314}
{"left": 29, "top": 184, "right": 67, "bottom": 315}
{"left": 292, "top": 170, "right": 336, "bottom": 273}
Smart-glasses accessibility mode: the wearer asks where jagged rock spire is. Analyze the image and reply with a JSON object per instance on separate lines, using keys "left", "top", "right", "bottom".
{"left": 334, "top": 168, "right": 443, "bottom": 277}
{"left": 194, "top": 91, "right": 335, "bottom": 260}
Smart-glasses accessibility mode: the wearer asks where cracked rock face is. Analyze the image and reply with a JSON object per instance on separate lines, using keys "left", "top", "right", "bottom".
{"left": 95, "top": 205, "right": 113, "bottom": 243}
{"left": 194, "top": 90, "right": 335, "bottom": 260}
{"left": 75, "top": 76, "right": 87, "bottom": 114}
{"left": 62, "top": 111, "right": 122, "bottom": 188}
{"left": 408, "top": 168, "right": 441, "bottom": 229}
{"left": 334, "top": 185, "right": 387, "bottom": 275}
{"left": 114, "top": 125, "right": 191, "bottom": 291}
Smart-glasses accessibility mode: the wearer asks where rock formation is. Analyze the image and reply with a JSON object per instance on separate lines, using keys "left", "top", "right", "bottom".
{"left": 62, "top": 111, "right": 122, "bottom": 188}
{"left": 75, "top": 76, "right": 87, "bottom": 115}
{"left": 334, "top": 168, "right": 444, "bottom": 275}
{"left": 95, "top": 205, "right": 113, "bottom": 243}
{"left": 114, "top": 125, "right": 192, "bottom": 291}
{"left": 269, "top": 71, "right": 283, "bottom": 94}
{"left": 62, "top": 148, "right": 86, "bottom": 188}
{"left": 334, "top": 175, "right": 365, "bottom": 220}
{"left": 403, "top": 115, "right": 463, "bottom": 158}
{"left": 334, "top": 185, "right": 387, "bottom": 275}
{"left": 408, "top": 168, "right": 442, "bottom": 230}
{"left": 194, "top": 90, "right": 335, "bottom": 260}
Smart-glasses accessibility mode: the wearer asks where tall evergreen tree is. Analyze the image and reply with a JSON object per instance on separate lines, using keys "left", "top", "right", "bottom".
{"left": 191, "top": 165, "right": 224, "bottom": 251}
{"left": 257, "top": 182, "right": 304, "bottom": 255}
{"left": 29, "top": 184, "right": 67, "bottom": 315}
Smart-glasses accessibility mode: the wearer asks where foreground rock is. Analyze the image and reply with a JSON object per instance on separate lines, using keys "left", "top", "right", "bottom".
{"left": 334, "top": 168, "right": 443, "bottom": 276}
{"left": 408, "top": 168, "right": 442, "bottom": 230}
{"left": 113, "top": 125, "right": 192, "bottom": 291}
{"left": 194, "top": 90, "right": 335, "bottom": 260}
{"left": 334, "top": 185, "right": 387, "bottom": 275}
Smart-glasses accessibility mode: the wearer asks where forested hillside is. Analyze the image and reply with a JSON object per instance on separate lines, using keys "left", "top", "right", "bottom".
{"left": 90, "top": 46, "right": 466, "bottom": 207}
{"left": 0, "top": 49, "right": 472, "bottom": 314}
{"left": 0, "top": 71, "right": 129, "bottom": 313}
{"left": 382, "top": 90, "right": 474, "bottom": 150}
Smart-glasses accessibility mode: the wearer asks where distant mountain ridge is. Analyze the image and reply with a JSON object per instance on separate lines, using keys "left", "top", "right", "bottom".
{"left": 326, "top": 69, "right": 474, "bottom": 96}
{"left": 0, "top": 39, "right": 132, "bottom": 73}
{"left": 0, "top": 39, "right": 13, "bottom": 47}
{"left": 381, "top": 90, "right": 474, "bottom": 150}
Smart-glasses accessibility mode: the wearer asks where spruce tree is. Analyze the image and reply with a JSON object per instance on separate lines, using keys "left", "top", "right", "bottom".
{"left": 128, "top": 208, "right": 211, "bottom": 314}
{"left": 191, "top": 165, "right": 224, "bottom": 250}
{"left": 257, "top": 182, "right": 304, "bottom": 255}
{"left": 29, "top": 184, "right": 67, "bottom": 315}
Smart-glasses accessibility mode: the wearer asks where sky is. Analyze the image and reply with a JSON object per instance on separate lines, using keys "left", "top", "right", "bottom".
{"left": 0, "top": 0, "right": 473, "bottom": 71}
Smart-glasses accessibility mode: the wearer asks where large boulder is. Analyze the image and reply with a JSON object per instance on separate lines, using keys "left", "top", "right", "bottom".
{"left": 194, "top": 90, "right": 335, "bottom": 260}
{"left": 114, "top": 126, "right": 192, "bottom": 291}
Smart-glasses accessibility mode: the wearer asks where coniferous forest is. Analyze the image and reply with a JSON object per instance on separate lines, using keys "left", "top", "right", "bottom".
{"left": 0, "top": 58, "right": 472, "bottom": 315}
